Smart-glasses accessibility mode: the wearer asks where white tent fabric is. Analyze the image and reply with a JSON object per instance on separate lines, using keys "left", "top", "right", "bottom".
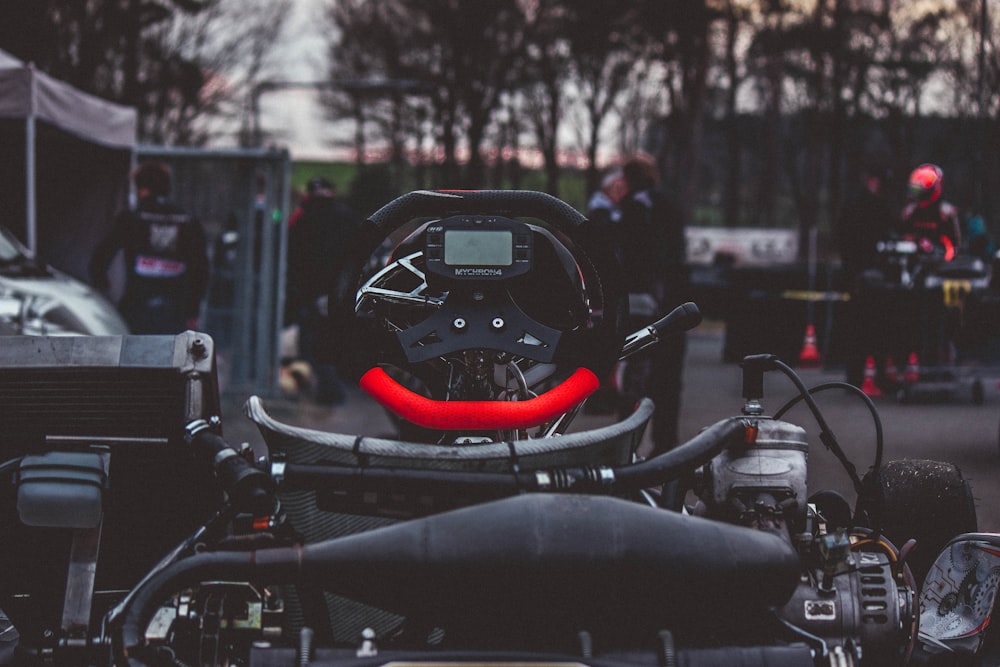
{"left": 0, "top": 48, "right": 136, "bottom": 273}
{"left": 0, "top": 48, "right": 135, "bottom": 148}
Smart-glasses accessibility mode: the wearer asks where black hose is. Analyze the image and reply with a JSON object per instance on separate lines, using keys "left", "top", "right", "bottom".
{"left": 770, "top": 359, "right": 864, "bottom": 494}
{"left": 773, "top": 381, "right": 884, "bottom": 475}
{"left": 280, "top": 417, "right": 747, "bottom": 497}
{"left": 606, "top": 417, "right": 747, "bottom": 488}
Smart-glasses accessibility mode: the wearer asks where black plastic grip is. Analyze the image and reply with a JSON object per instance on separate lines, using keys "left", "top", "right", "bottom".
{"left": 651, "top": 301, "right": 702, "bottom": 337}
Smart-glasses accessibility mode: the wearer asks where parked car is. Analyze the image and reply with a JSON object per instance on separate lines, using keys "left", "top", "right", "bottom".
{"left": 0, "top": 225, "right": 128, "bottom": 336}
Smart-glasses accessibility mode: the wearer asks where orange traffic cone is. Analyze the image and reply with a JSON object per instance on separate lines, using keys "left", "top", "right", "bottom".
{"left": 903, "top": 352, "right": 920, "bottom": 385}
{"left": 798, "top": 323, "right": 822, "bottom": 368}
{"left": 860, "top": 356, "right": 883, "bottom": 397}
{"left": 884, "top": 356, "right": 899, "bottom": 385}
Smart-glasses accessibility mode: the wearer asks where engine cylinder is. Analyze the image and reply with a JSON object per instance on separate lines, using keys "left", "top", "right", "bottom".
{"left": 703, "top": 417, "right": 809, "bottom": 524}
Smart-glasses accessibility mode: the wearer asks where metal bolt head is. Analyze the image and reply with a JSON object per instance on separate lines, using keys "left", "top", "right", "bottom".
{"left": 452, "top": 317, "right": 467, "bottom": 331}
{"left": 491, "top": 317, "right": 505, "bottom": 330}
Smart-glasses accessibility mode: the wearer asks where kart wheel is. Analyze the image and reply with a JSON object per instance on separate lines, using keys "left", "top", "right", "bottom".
{"left": 856, "top": 459, "right": 978, "bottom": 586}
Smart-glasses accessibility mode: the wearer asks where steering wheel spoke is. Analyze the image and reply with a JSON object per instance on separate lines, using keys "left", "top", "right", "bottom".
{"left": 359, "top": 286, "right": 444, "bottom": 308}
{"left": 356, "top": 251, "right": 444, "bottom": 311}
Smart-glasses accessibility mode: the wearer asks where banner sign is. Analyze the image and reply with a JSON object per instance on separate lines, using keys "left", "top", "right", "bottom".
{"left": 686, "top": 227, "right": 799, "bottom": 266}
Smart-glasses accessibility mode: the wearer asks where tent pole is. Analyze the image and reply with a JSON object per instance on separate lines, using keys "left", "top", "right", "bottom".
{"left": 26, "top": 115, "right": 36, "bottom": 253}
{"left": 25, "top": 64, "right": 37, "bottom": 253}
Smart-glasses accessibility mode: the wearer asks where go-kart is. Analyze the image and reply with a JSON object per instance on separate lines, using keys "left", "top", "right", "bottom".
{"left": 0, "top": 191, "right": 994, "bottom": 667}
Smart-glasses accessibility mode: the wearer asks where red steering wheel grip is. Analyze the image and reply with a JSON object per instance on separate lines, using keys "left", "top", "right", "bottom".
{"left": 359, "top": 367, "right": 600, "bottom": 431}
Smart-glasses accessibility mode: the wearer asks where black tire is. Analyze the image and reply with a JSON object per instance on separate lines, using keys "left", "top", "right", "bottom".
{"left": 855, "top": 459, "right": 978, "bottom": 586}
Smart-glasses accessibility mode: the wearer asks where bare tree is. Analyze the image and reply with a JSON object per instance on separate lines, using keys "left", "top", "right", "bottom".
{"left": 423, "top": 0, "right": 528, "bottom": 187}
{"left": 323, "top": 0, "right": 435, "bottom": 191}
{"left": 718, "top": 1, "right": 741, "bottom": 227}
{"left": 629, "top": 0, "right": 721, "bottom": 227}
{"left": 0, "top": 0, "right": 290, "bottom": 145}
{"left": 561, "top": 0, "right": 643, "bottom": 194}
{"left": 326, "top": 0, "right": 532, "bottom": 188}
{"left": 144, "top": 0, "right": 292, "bottom": 145}
{"left": 520, "top": 0, "right": 572, "bottom": 196}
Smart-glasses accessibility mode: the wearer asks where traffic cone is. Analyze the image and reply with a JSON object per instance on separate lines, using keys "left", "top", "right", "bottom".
{"left": 884, "top": 356, "right": 899, "bottom": 385}
{"left": 798, "top": 323, "right": 822, "bottom": 368}
{"left": 860, "top": 356, "right": 883, "bottom": 397}
{"left": 903, "top": 352, "right": 920, "bottom": 385}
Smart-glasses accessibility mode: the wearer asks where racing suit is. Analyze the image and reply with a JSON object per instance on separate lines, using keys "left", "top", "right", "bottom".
{"left": 894, "top": 200, "right": 964, "bottom": 368}
{"left": 899, "top": 199, "right": 962, "bottom": 260}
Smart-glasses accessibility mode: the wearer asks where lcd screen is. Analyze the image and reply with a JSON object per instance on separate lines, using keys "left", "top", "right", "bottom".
{"left": 444, "top": 230, "right": 513, "bottom": 266}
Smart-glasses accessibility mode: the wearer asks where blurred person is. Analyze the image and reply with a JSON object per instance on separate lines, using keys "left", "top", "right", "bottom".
{"left": 963, "top": 209, "right": 995, "bottom": 262}
{"left": 835, "top": 167, "right": 894, "bottom": 388}
{"left": 900, "top": 164, "right": 964, "bottom": 367}
{"left": 286, "top": 176, "right": 362, "bottom": 406}
{"left": 616, "top": 154, "right": 689, "bottom": 460}
{"left": 586, "top": 167, "right": 627, "bottom": 232}
{"left": 89, "top": 161, "right": 209, "bottom": 334}
{"left": 584, "top": 167, "right": 627, "bottom": 415}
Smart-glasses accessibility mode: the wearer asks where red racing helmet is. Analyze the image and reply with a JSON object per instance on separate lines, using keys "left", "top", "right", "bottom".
{"left": 908, "top": 163, "right": 943, "bottom": 206}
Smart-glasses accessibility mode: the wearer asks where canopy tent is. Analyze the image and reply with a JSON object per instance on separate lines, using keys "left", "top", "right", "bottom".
{"left": 0, "top": 48, "right": 136, "bottom": 282}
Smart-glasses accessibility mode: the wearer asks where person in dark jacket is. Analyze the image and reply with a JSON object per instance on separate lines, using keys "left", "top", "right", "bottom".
{"left": 286, "top": 177, "right": 362, "bottom": 405}
{"left": 89, "top": 162, "right": 209, "bottom": 334}
{"left": 583, "top": 167, "right": 628, "bottom": 415}
{"left": 835, "top": 167, "right": 894, "bottom": 388}
{"left": 617, "top": 154, "right": 689, "bottom": 459}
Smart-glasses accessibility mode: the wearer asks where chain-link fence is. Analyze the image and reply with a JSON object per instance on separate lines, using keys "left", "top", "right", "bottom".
{"left": 136, "top": 145, "right": 291, "bottom": 398}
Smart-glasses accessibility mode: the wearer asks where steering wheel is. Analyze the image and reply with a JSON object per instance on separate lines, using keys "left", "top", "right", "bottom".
{"left": 328, "top": 190, "right": 626, "bottom": 433}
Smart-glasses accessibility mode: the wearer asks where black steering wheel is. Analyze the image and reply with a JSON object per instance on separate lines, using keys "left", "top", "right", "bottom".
{"left": 328, "top": 190, "right": 626, "bottom": 432}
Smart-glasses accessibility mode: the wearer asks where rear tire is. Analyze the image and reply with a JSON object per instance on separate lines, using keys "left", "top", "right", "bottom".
{"left": 855, "top": 459, "right": 978, "bottom": 586}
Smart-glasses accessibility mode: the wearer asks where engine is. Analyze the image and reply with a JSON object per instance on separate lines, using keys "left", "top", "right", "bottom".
{"left": 691, "top": 417, "right": 917, "bottom": 664}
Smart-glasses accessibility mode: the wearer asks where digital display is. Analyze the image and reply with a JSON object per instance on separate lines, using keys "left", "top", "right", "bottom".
{"left": 444, "top": 230, "right": 513, "bottom": 266}
{"left": 424, "top": 216, "right": 531, "bottom": 283}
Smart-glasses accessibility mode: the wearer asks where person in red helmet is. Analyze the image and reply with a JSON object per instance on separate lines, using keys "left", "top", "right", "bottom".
{"left": 899, "top": 163, "right": 962, "bottom": 260}
{"left": 894, "top": 164, "right": 966, "bottom": 371}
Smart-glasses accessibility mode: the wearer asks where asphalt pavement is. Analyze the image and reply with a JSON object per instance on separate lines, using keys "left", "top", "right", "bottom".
{"left": 220, "top": 321, "right": 1000, "bottom": 531}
